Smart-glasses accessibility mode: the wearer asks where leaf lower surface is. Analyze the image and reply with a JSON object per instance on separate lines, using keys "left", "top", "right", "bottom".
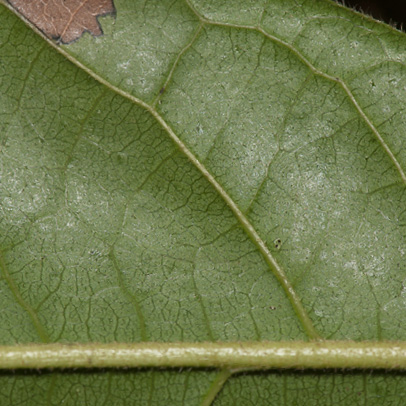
{"left": 1, "top": 0, "right": 406, "bottom": 404}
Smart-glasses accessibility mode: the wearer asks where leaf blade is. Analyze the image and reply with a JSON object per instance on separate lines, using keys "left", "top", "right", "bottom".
{"left": 2, "top": 0, "right": 406, "bottom": 404}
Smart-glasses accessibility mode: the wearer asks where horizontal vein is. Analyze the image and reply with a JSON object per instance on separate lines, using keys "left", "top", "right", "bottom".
{"left": 51, "top": 39, "right": 320, "bottom": 340}
{"left": 2, "top": 341, "right": 406, "bottom": 370}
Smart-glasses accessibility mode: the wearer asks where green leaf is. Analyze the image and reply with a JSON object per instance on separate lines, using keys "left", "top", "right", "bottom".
{"left": 1, "top": 0, "right": 406, "bottom": 404}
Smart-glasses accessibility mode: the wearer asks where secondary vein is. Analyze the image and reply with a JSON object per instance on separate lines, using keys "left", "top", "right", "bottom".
{"left": 185, "top": 12, "right": 406, "bottom": 185}
{"left": 47, "top": 22, "right": 321, "bottom": 341}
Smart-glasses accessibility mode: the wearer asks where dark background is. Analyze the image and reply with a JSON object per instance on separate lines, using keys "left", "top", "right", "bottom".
{"left": 335, "top": 0, "right": 406, "bottom": 29}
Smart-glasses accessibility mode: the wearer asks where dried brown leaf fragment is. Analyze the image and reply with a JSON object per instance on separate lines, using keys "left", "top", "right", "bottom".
{"left": 8, "top": 0, "right": 116, "bottom": 44}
